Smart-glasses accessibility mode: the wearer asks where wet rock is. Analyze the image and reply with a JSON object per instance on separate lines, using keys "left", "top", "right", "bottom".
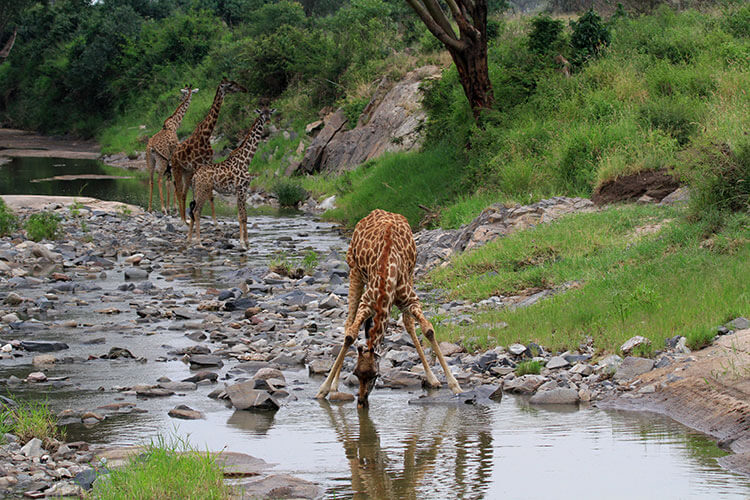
{"left": 620, "top": 336, "right": 651, "bottom": 355}
{"left": 188, "top": 355, "right": 224, "bottom": 368}
{"left": 503, "top": 375, "right": 546, "bottom": 394}
{"left": 32, "top": 354, "right": 56, "bottom": 366}
{"left": 102, "top": 347, "right": 134, "bottom": 359}
{"left": 237, "top": 473, "right": 319, "bottom": 500}
{"left": 253, "top": 367, "right": 285, "bottom": 382}
{"left": 409, "top": 385, "right": 502, "bottom": 406}
{"left": 124, "top": 267, "right": 148, "bottom": 280}
{"left": 43, "top": 480, "right": 83, "bottom": 497}
{"left": 158, "top": 381, "right": 196, "bottom": 391}
{"left": 136, "top": 388, "right": 174, "bottom": 398}
{"left": 26, "top": 372, "right": 48, "bottom": 383}
{"left": 614, "top": 356, "right": 655, "bottom": 383}
{"left": 168, "top": 405, "right": 204, "bottom": 420}
{"left": 21, "top": 438, "right": 45, "bottom": 458}
{"left": 328, "top": 392, "right": 355, "bottom": 402}
{"left": 529, "top": 387, "right": 579, "bottom": 405}
{"left": 20, "top": 341, "right": 69, "bottom": 352}
{"left": 182, "top": 371, "right": 218, "bottom": 383}
{"left": 226, "top": 382, "right": 280, "bottom": 411}
{"left": 271, "top": 352, "right": 305, "bottom": 366}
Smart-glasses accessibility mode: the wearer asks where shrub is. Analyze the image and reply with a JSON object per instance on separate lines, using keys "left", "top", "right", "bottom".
{"left": 570, "top": 10, "right": 611, "bottom": 65}
{"left": 0, "top": 399, "right": 64, "bottom": 446}
{"left": 24, "top": 212, "right": 61, "bottom": 241}
{"left": 528, "top": 15, "right": 564, "bottom": 55}
{"left": 515, "top": 359, "right": 542, "bottom": 375}
{"left": 0, "top": 199, "right": 19, "bottom": 237}
{"left": 273, "top": 180, "right": 307, "bottom": 207}
{"left": 723, "top": 5, "right": 750, "bottom": 39}
{"left": 681, "top": 141, "right": 750, "bottom": 224}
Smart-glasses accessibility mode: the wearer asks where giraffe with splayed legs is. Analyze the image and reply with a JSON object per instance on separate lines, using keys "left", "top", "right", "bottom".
{"left": 188, "top": 107, "right": 274, "bottom": 249}
{"left": 315, "top": 209, "right": 462, "bottom": 407}
{"left": 146, "top": 84, "right": 198, "bottom": 213}
{"left": 170, "top": 77, "right": 247, "bottom": 224}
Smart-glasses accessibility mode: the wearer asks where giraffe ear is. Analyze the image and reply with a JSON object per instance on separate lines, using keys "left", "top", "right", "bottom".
{"left": 270, "top": 108, "right": 277, "bottom": 114}
{"left": 192, "top": 88, "right": 199, "bottom": 93}
{"left": 255, "top": 108, "right": 261, "bottom": 115}
{"left": 357, "top": 345, "right": 364, "bottom": 355}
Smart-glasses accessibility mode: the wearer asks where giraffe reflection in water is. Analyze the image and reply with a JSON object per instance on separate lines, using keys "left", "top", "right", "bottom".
{"left": 321, "top": 402, "right": 494, "bottom": 499}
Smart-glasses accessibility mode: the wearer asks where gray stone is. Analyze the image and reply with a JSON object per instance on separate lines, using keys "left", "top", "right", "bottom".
{"left": 158, "top": 381, "right": 197, "bottom": 391}
{"left": 409, "top": 385, "right": 502, "bottom": 406}
{"left": 381, "top": 369, "right": 423, "bottom": 388}
{"left": 237, "top": 474, "right": 319, "bottom": 500}
{"left": 438, "top": 342, "right": 463, "bottom": 356}
{"left": 728, "top": 317, "right": 749, "bottom": 331}
{"left": 27, "top": 371, "right": 48, "bottom": 382}
{"left": 546, "top": 356, "right": 569, "bottom": 369}
{"left": 226, "top": 382, "right": 280, "bottom": 411}
{"left": 188, "top": 355, "right": 224, "bottom": 368}
{"left": 529, "top": 387, "right": 579, "bottom": 404}
{"left": 620, "top": 335, "right": 651, "bottom": 355}
{"left": 20, "top": 341, "right": 69, "bottom": 352}
{"left": 503, "top": 374, "right": 546, "bottom": 394}
{"left": 319, "top": 293, "right": 342, "bottom": 310}
{"left": 44, "top": 481, "right": 84, "bottom": 497}
{"left": 21, "top": 437, "right": 45, "bottom": 458}
{"left": 614, "top": 356, "right": 655, "bottom": 382}
{"left": 182, "top": 371, "right": 218, "bottom": 383}
{"left": 308, "top": 359, "right": 332, "bottom": 375}
{"left": 124, "top": 267, "right": 148, "bottom": 280}
{"left": 658, "top": 186, "right": 690, "bottom": 206}
{"left": 508, "top": 343, "right": 527, "bottom": 356}
{"left": 168, "top": 405, "right": 204, "bottom": 420}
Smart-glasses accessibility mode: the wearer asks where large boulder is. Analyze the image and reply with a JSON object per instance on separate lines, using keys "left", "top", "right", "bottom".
{"left": 298, "top": 66, "right": 441, "bottom": 175}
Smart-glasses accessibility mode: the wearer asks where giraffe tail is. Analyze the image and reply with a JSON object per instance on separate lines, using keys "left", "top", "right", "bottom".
{"left": 189, "top": 200, "right": 196, "bottom": 221}
{"left": 164, "top": 161, "right": 172, "bottom": 179}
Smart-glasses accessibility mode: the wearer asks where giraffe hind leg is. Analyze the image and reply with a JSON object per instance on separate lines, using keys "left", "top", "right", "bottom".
{"left": 403, "top": 311, "right": 441, "bottom": 388}
{"left": 407, "top": 300, "right": 462, "bottom": 394}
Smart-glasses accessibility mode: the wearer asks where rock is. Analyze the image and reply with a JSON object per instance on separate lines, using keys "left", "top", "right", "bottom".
{"left": 188, "top": 355, "right": 224, "bottom": 368}
{"left": 124, "top": 253, "right": 144, "bottom": 265}
{"left": 168, "top": 405, "right": 204, "bottom": 420}
{"left": 620, "top": 336, "right": 651, "bottom": 355}
{"left": 159, "top": 381, "right": 197, "bottom": 391}
{"left": 31, "top": 243, "right": 61, "bottom": 261}
{"left": 4, "top": 291, "right": 23, "bottom": 305}
{"left": 32, "top": 354, "right": 56, "bottom": 365}
{"left": 124, "top": 267, "right": 148, "bottom": 280}
{"left": 254, "top": 367, "right": 286, "bottom": 382}
{"left": 614, "top": 356, "right": 655, "bottom": 383}
{"left": 503, "top": 375, "right": 546, "bottom": 394}
{"left": 102, "top": 347, "right": 134, "bottom": 359}
{"left": 319, "top": 293, "right": 342, "bottom": 310}
{"left": 27, "top": 371, "right": 48, "bottom": 382}
{"left": 328, "top": 392, "right": 355, "bottom": 402}
{"left": 546, "top": 356, "right": 569, "bottom": 369}
{"left": 508, "top": 343, "right": 527, "bottom": 356}
{"left": 2, "top": 312, "right": 19, "bottom": 323}
{"left": 237, "top": 474, "right": 319, "bottom": 500}
{"left": 136, "top": 388, "right": 174, "bottom": 397}
{"left": 21, "top": 438, "right": 45, "bottom": 457}
{"left": 20, "top": 341, "right": 69, "bottom": 352}
{"left": 226, "top": 382, "right": 280, "bottom": 411}
{"left": 438, "top": 342, "right": 463, "bottom": 356}
{"left": 381, "top": 369, "right": 423, "bottom": 389}
{"left": 409, "top": 385, "right": 502, "bottom": 406}
{"left": 182, "top": 371, "right": 218, "bottom": 383}
{"left": 73, "top": 468, "right": 97, "bottom": 490}
{"left": 597, "top": 354, "right": 623, "bottom": 373}
{"left": 44, "top": 481, "right": 84, "bottom": 497}
{"left": 308, "top": 359, "right": 332, "bottom": 375}
{"left": 529, "top": 387, "right": 579, "bottom": 404}
{"left": 569, "top": 363, "right": 593, "bottom": 376}
{"left": 658, "top": 186, "right": 690, "bottom": 206}
{"left": 728, "top": 317, "right": 749, "bottom": 331}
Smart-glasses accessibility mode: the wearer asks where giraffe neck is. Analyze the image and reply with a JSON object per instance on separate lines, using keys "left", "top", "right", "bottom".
{"left": 194, "top": 85, "right": 227, "bottom": 143}
{"left": 225, "top": 115, "right": 267, "bottom": 168}
{"left": 162, "top": 92, "right": 193, "bottom": 131}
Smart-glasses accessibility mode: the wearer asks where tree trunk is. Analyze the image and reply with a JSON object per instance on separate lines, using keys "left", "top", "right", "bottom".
{"left": 449, "top": 41, "right": 494, "bottom": 120}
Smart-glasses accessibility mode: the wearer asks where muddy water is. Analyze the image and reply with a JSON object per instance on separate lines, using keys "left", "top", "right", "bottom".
{"left": 1, "top": 157, "right": 749, "bottom": 498}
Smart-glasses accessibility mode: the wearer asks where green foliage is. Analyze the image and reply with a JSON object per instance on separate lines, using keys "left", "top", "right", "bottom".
{"left": 92, "top": 434, "right": 228, "bottom": 500}
{"left": 639, "top": 97, "right": 701, "bottom": 147}
{"left": 680, "top": 141, "right": 750, "bottom": 225}
{"left": 528, "top": 15, "right": 564, "bottom": 55}
{"left": 268, "top": 250, "right": 317, "bottom": 278}
{"left": 273, "top": 179, "right": 307, "bottom": 207}
{"left": 723, "top": 5, "right": 750, "bottom": 39}
{"left": 0, "top": 399, "right": 64, "bottom": 446}
{"left": 0, "top": 198, "right": 18, "bottom": 237}
{"left": 515, "top": 360, "right": 542, "bottom": 375}
{"left": 302, "top": 250, "right": 319, "bottom": 273}
{"left": 570, "top": 10, "right": 611, "bottom": 65}
{"left": 24, "top": 212, "right": 61, "bottom": 242}
{"left": 685, "top": 327, "right": 715, "bottom": 351}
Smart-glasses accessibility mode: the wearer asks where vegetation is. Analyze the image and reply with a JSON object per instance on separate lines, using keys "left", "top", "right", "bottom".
{"left": 0, "top": 398, "right": 64, "bottom": 446}
{"left": 24, "top": 212, "right": 60, "bottom": 241}
{"left": 272, "top": 179, "right": 307, "bottom": 207}
{"left": 0, "top": 198, "right": 18, "bottom": 236}
{"left": 92, "top": 434, "right": 229, "bottom": 500}
{"left": 515, "top": 359, "right": 543, "bottom": 375}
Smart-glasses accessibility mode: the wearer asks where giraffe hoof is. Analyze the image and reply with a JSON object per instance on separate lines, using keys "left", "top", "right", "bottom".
{"left": 424, "top": 378, "right": 441, "bottom": 389}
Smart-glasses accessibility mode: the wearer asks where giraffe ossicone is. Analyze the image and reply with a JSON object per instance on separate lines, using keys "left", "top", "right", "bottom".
{"left": 315, "top": 209, "right": 463, "bottom": 408}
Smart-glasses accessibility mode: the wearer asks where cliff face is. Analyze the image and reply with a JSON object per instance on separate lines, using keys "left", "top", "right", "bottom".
{"left": 297, "top": 66, "right": 441, "bottom": 175}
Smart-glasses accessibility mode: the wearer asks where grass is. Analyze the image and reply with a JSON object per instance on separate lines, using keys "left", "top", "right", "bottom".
{"left": 429, "top": 205, "right": 750, "bottom": 353}
{"left": 92, "top": 434, "right": 229, "bottom": 500}
{"left": 0, "top": 398, "right": 64, "bottom": 446}
{"left": 24, "top": 212, "right": 61, "bottom": 241}
{"left": 0, "top": 198, "right": 19, "bottom": 236}
{"left": 515, "top": 360, "right": 543, "bottom": 375}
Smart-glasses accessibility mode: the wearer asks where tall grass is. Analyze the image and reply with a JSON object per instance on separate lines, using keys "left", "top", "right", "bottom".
{"left": 0, "top": 398, "right": 64, "bottom": 446}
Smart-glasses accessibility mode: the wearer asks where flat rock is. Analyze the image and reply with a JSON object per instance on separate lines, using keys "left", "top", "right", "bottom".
{"left": 620, "top": 336, "right": 651, "bottom": 355}
{"left": 214, "top": 451, "right": 271, "bottom": 477}
{"left": 529, "top": 387, "right": 580, "bottom": 404}
{"left": 188, "top": 354, "right": 224, "bottom": 368}
{"left": 328, "top": 392, "right": 355, "bottom": 402}
{"left": 381, "top": 369, "right": 423, "bottom": 388}
{"left": 168, "top": 405, "right": 204, "bottom": 420}
{"left": 124, "top": 267, "right": 148, "bottom": 280}
{"left": 21, "top": 437, "right": 45, "bottom": 457}
{"left": 503, "top": 374, "right": 546, "bottom": 394}
{"left": 546, "top": 356, "right": 569, "bottom": 369}
{"left": 438, "top": 341, "right": 463, "bottom": 356}
{"left": 614, "top": 356, "right": 655, "bottom": 382}
{"left": 136, "top": 388, "right": 174, "bottom": 397}
{"left": 236, "top": 474, "right": 319, "bottom": 500}
{"left": 20, "top": 340, "right": 69, "bottom": 352}
{"left": 409, "top": 386, "right": 502, "bottom": 406}
{"left": 182, "top": 371, "right": 218, "bottom": 383}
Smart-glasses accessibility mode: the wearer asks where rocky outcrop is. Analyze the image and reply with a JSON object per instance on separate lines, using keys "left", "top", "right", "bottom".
{"left": 297, "top": 66, "right": 441, "bottom": 175}
{"left": 414, "top": 197, "right": 594, "bottom": 275}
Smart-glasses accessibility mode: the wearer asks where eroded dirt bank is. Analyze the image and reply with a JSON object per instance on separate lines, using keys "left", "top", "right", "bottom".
{"left": 0, "top": 129, "right": 99, "bottom": 160}
{"left": 600, "top": 328, "right": 750, "bottom": 475}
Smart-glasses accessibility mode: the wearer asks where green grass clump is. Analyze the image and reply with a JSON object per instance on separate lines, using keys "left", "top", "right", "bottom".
{"left": 430, "top": 205, "right": 750, "bottom": 353}
{"left": 92, "top": 434, "right": 229, "bottom": 500}
{"left": 273, "top": 179, "right": 307, "bottom": 208}
{"left": 0, "top": 399, "right": 64, "bottom": 446}
{"left": 685, "top": 327, "right": 716, "bottom": 351}
{"left": 0, "top": 198, "right": 19, "bottom": 236}
{"left": 24, "top": 212, "right": 61, "bottom": 241}
{"left": 515, "top": 360, "right": 543, "bottom": 376}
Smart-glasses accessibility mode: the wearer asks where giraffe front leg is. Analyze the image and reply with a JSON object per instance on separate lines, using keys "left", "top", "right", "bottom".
{"left": 403, "top": 311, "right": 441, "bottom": 389}
{"left": 237, "top": 192, "right": 248, "bottom": 249}
{"left": 147, "top": 150, "right": 155, "bottom": 212}
{"left": 408, "top": 302, "right": 462, "bottom": 394}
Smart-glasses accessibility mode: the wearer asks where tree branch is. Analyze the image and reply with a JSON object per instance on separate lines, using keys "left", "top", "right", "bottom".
{"left": 420, "top": 0, "right": 457, "bottom": 41}
{"left": 405, "top": 0, "right": 468, "bottom": 51}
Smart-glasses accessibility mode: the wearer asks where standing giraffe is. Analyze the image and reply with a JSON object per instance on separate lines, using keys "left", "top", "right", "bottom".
{"left": 187, "top": 107, "right": 274, "bottom": 249}
{"left": 146, "top": 84, "right": 198, "bottom": 213}
{"left": 315, "top": 209, "right": 462, "bottom": 407}
{"left": 170, "top": 77, "right": 247, "bottom": 224}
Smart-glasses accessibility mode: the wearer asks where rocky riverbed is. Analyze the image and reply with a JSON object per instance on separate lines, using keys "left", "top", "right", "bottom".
{"left": 0, "top": 196, "right": 748, "bottom": 497}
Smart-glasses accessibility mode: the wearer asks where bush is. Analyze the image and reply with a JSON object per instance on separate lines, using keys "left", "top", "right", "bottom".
{"left": 681, "top": 141, "right": 750, "bottom": 224}
{"left": 0, "top": 199, "right": 19, "bottom": 237}
{"left": 723, "top": 5, "right": 750, "bottom": 39}
{"left": 528, "top": 15, "right": 564, "bottom": 55}
{"left": 570, "top": 10, "right": 611, "bottom": 65}
{"left": 24, "top": 212, "right": 61, "bottom": 241}
{"left": 273, "top": 180, "right": 307, "bottom": 207}
{"left": 515, "top": 359, "right": 542, "bottom": 375}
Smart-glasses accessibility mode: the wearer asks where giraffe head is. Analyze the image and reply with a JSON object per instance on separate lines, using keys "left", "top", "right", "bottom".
{"left": 353, "top": 318, "right": 379, "bottom": 408}
{"left": 180, "top": 83, "right": 199, "bottom": 96}
{"left": 219, "top": 77, "right": 248, "bottom": 95}
{"left": 254, "top": 107, "right": 276, "bottom": 122}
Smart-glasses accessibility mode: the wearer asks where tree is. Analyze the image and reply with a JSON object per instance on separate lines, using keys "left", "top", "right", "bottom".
{"left": 405, "top": 0, "right": 494, "bottom": 120}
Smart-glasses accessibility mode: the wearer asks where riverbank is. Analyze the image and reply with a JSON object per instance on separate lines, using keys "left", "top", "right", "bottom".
{"left": 0, "top": 129, "right": 100, "bottom": 161}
